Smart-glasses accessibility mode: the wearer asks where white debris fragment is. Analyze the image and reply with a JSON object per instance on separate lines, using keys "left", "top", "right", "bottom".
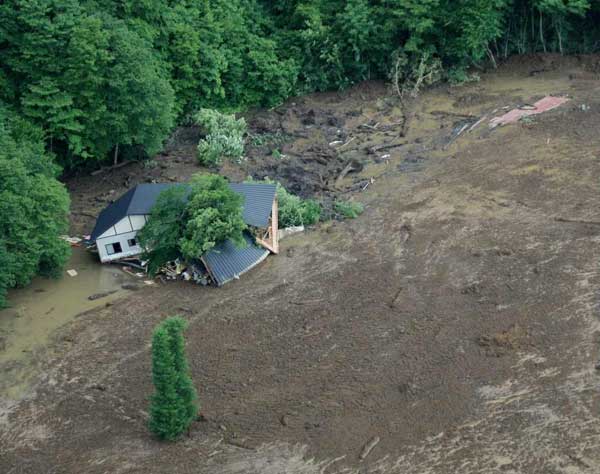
{"left": 278, "top": 226, "right": 305, "bottom": 240}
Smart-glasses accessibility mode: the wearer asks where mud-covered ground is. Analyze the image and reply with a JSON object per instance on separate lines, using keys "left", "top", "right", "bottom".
{"left": 3, "top": 54, "right": 600, "bottom": 473}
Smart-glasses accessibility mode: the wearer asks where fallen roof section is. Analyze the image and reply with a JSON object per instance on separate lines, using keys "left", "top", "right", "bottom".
{"left": 489, "top": 96, "right": 570, "bottom": 128}
{"left": 90, "top": 182, "right": 276, "bottom": 241}
{"left": 202, "top": 233, "right": 269, "bottom": 286}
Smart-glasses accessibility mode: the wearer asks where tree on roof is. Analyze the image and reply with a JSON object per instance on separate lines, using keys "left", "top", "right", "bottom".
{"left": 179, "top": 174, "right": 246, "bottom": 259}
{"left": 136, "top": 186, "right": 188, "bottom": 275}
{"left": 137, "top": 173, "right": 246, "bottom": 273}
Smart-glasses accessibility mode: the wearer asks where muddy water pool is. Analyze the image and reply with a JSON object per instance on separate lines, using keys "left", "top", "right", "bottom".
{"left": 0, "top": 247, "right": 136, "bottom": 398}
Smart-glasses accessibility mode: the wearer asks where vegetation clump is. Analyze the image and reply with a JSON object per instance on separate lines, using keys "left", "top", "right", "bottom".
{"left": 276, "top": 185, "right": 322, "bottom": 227}
{"left": 138, "top": 174, "right": 246, "bottom": 274}
{"left": 195, "top": 109, "right": 246, "bottom": 166}
{"left": 0, "top": 108, "right": 70, "bottom": 307}
{"left": 149, "top": 316, "right": 198, "bottom": 440}
{"left": 334, "top": 200, "right": 364, "bottom": 219}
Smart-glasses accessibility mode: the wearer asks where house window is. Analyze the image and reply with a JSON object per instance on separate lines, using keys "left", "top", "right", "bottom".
{"left": 105, "top": 242, "right": 123, "bottom": 255}
{"left": 127, "top": 238, "right": 137, "bottom": 248}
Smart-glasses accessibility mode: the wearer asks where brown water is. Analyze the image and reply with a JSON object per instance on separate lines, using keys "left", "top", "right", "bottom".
{"left": 0, "top": 246, "right": 135, "bottom": 398}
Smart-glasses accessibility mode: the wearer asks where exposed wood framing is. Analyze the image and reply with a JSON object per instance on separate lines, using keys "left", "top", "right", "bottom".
{"left": 256, "top": 195, "right": 279, "bottom": 254}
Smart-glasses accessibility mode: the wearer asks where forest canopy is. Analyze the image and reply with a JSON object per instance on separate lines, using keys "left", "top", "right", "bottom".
{"left": 1, "top": 0, "right": 599, "bottom": 169}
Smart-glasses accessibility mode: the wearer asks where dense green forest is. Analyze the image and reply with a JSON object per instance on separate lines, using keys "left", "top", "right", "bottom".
{"left": 1, "top": 0, "right": 599, "bottom": 170}
{"left": 1, "top": 0, "right": 599, "bottom": 304}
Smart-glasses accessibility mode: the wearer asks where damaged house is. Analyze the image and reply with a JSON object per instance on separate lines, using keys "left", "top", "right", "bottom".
{"left": 89, "top": 182, "right": 278, "bottom": 285}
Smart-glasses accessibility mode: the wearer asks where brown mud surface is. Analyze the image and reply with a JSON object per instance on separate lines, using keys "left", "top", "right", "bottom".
{"left": 3, "top": 54, "right": 600, "bottom": 473}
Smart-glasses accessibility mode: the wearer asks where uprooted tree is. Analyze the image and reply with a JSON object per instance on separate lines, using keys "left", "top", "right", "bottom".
{"left": 137, "top": 173, "right": 246, "bottom": 274}
{"left": 149, "top": 316, "right": 198, "bottom": 440}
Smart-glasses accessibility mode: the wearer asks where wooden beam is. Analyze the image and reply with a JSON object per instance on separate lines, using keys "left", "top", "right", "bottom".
{"left": 271, "top": 195, "right": 279, "bottom": 254}
{"left": 255, "top": 195, "right": 279, "bottom": 254}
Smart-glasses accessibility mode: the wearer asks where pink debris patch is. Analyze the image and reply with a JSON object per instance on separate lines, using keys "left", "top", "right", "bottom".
{"left": 489, "top": 96, "right": 570, "bottom": 128}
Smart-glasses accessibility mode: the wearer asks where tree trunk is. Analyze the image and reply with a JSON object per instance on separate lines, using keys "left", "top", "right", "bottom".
{"left": 540, "top": 11, "right": 547, "bottom": 53}
{"left": 557, "top": 19, "right": 564, "bottom": 55}
{"left": 486, "top": 44, "right": 498, "bottom": 69}
{"left": 113, "top": 143, "right": 119, "bottom": 166}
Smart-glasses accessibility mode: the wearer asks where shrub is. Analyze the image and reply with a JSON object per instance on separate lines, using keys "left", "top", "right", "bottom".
{"left": 391, "top": 51, "right": 443, "bottom": 100}
{"left": 149, "top": 316, "right": 198, "bottom": 440}
{"left": 194, "top": 109, "right": 246, "bottom": 166}
{"left": 334, "top": 200, "right": 364, "bottom": 219}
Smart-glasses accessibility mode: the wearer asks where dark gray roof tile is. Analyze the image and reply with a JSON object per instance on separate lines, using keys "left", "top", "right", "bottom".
{"left": 90, "top": 182, "right": 275, "bottom": 241}
{"left": 202, "top": 233, "right": 269, "bottom": 286}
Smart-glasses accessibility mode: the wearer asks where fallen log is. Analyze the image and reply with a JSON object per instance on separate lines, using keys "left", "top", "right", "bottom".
{"left": 360, "top": 436, "right": 380, "bottom": 460}
{"left": 554, "top": 217, "right": 600, "bottom": 226}
{"left": 368, "top": 141, "right": 406, "bottom": 154}
{"left": 90, "top": 160, "right": 136, "bottom": 176}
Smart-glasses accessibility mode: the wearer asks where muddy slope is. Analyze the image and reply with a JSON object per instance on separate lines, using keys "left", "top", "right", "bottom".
{"left": 3, "top": 54, "right": 600, "bottom": 473}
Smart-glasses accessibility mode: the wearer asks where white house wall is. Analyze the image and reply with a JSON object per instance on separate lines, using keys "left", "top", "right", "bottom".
{"left": 98, "top": 225, "right": 116, "bottom": 239}
{"left": 95, "top": 215, "right": 151, "bottom": 262}
{"left": 130, "top": 215, "right": 147, "bottom": 230}
{"left": 97, "top": 215, "right": 150, "bottom": 240}
{"left": 97, "top": 230, "right": 142, "bottom": 262}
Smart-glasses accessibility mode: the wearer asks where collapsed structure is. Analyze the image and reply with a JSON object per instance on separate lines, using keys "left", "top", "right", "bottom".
{"left": 89, "top": 182, "right": 278, "bottom": 285}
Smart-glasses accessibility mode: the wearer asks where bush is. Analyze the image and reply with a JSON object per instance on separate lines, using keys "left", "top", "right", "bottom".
{"left": 149, "top": 316, "right": 198, "bottom": 440}
{"left": 194, "top": 109, "right": 246, "bottom": 166}
{"left": 391, "top": 51, "right": 443, "bottom": 100}
{"left": 334, "top": 200, "right": 364, "bottom": 219}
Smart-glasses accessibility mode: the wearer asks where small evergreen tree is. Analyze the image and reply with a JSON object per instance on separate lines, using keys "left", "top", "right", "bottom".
{"left": 163, "top": 317, "right": 198, "bottom": 427}
{"left": 149, "top": 317, "right": 198, "bottom": 440}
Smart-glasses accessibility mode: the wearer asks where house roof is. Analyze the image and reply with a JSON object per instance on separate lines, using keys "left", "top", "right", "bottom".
{"left": 202, "top": 233, "right": 269, "bottom": 286}
{"left": 229, "top": 183, "right": 277, "bottom": 228}
{"left": 90, "top": 182, "right": 276, "bottom": 241}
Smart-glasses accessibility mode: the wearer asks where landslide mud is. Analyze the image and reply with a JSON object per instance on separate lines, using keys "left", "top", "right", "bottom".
{"left": 3, "top": 54, "right": 600, "bottom": 473}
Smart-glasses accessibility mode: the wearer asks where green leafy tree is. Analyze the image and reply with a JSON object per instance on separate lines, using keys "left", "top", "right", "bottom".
{"left": 534, "top": 0, "right": 590, "bottom": 53}
{"left": 139, "top": 174, "right": 246, "bottom": 271}
{"left": 0, "top": 106, "right": 70, "bottom": 307}
{"left": 137, "top": 186, "right": 188, "bottom": 275}
{"left": 179, "top": 174, "right": 246, "bottom": 259}
{"left": 104, "top": 21, "right": 176, "bottom": 165}
{"left": 149, "top": 317, "right": 197, "bottom": 440}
